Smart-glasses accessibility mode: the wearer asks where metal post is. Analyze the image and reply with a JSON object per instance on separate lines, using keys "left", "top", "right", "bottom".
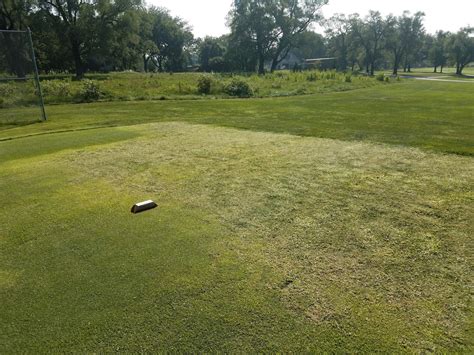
{"left": 27, "top": 27, "right": 47, "bottom": 121}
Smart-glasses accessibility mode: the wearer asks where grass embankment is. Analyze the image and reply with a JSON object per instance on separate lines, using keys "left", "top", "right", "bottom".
{"left": 0, "top": 70, "right": 382, "bottom": 108}
{"left": 0, "top": 79, "right": 473, "bottom": 352}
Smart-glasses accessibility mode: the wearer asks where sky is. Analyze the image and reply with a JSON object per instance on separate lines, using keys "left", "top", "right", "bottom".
{"left": 147, "top": 0, "right": 473, "bottom": 38}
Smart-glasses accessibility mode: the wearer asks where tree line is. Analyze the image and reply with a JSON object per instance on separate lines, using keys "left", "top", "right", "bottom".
{"left": 1, "top": 0, "right": 473, "bottom": 79}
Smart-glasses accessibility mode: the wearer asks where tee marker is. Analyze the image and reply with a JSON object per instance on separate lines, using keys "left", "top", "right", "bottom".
{"left": 131, "top": 200, "right": 158, "bottom": 214}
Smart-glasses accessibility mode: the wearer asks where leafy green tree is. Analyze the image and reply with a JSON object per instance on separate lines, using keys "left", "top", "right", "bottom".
{"left": 293, "top": 30, "right": 325, "bottom": 60}
{"left": 226, "top": 29, "right": 258, "bottom": 72}
{"left": 447, "top": 27, "right": 474, "bottom": 75}
{"left": 386, "top": 11, "right": 425, "bottom": 75}
{"left": 142, "top": 7, "right": 193, "bottom": 72}
{"left": 325, "top": 14, "right": 352, "bottom": 71}
{"left": 0, "top": 0, "right": 33, "bottom": 77}
{"left": 350, "top": 11, "right": 394, "bottom": 76}
{"left": 28, "top": 8, "right": 73, "bottom": 73}
{"left": 428, "top": 31, "right": 449, "bottom": 73}
{"left": 198, "top": 37, "right": 225, "bottom": 72}
{"left": 228, "top": 0, "right": 327, "bottom": 74}
{"left": 38, "top": 0, "right": 142, "bottom": 78}
{"left": 269, "top": 0, "right": 327, "bottom": 71}
{"left": 228, "top": 0, "right": 275, "bottom": 74}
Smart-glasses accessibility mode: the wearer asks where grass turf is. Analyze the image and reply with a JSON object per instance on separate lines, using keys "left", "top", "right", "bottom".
{"left": 0, "top": 79, "right": 473, "bottom": 352}
{"left": 1, "top": 80, "right": 473, "bottom": 156}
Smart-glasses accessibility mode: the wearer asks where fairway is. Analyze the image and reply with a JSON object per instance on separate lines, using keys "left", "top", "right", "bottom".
{"left": 0, "top": 80, "right": 473, "bottom": 352}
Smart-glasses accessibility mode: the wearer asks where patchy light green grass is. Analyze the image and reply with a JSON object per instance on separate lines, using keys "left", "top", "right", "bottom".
{"left": 0, "top": 122, "right": 472, "bottom": 352}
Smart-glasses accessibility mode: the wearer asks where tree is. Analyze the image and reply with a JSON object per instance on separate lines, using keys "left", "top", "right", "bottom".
{"left": 228, "top": 0, "right": 327, "bottom": 74}
{"left": 447, "top": 27, "right": 474, "bottom": 75}
{"left": 325, "top": 14, "right": 352, "bottom": 71}
{"left": 350, "top": 11, "right": 394, "bottom": 76}
{"left": 386, "top": 11, "right": 425, "bottom": 75}
{"left": 269, "top": 0, "right": 328, "bottom": 71}
{"left": 0, "top": 0, "right": 33, "bottom": 77}
{"left": 199, "top": 37, "right": 225, "bottom": 72}
{"left": 143, "top": 7, "right": 193, "bottom": 72}
{"left": 226, "top": 30, "right": 258, "bottom": 72}
{"left": 293, "top": 30, "right": 325, "bottom": 60}
{"left": 228, "top": 0, "right": 276, "bottom": 74}
{"left": 428, "top": 31, "right": 449, "bottom": 73}
{"left": 38, "top": 0, "right": 142, "bottom": 78}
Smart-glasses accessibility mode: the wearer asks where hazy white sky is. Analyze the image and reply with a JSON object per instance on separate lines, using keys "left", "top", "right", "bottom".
{"left": 147, "top": 0, "right": 473, "bottom": 38}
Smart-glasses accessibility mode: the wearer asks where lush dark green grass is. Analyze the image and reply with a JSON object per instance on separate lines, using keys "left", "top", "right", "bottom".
{"left": 0, "top": 79, "right": 473, "bottom": 352}
{"left": 1, "top": 80, "right": 473, "bottom": 155}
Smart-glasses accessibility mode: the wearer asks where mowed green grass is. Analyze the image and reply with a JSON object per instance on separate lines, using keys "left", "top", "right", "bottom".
{"left": 0, "top": 79, "right": 473, "bottom": 352}
{"left": 1, "top": 80, "right": 474, "bottom": 155}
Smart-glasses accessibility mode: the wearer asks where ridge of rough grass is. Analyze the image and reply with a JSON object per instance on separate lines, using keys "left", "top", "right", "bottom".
{"left": 1, "top": 80, "right": 473, "bottom": 155}
{"left": 0, "top": 71, "right": 382, "bottom": 108}
{"left": 1, "top": 122, "right": 473, "bottom": 352}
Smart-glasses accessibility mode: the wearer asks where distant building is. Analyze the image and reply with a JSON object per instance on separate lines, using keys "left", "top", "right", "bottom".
{"left": 305, "top": 58, "right": 338, "bottom": 70}
{"left": 266, "top": 53, "right": 338, "bottom": 71}
{"left": 272, "top": 51, "right": 305, "bottom": 70}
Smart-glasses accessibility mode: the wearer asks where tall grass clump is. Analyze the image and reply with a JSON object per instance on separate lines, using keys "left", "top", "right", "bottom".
{"left": 376, "top": 73, "right": 385, "bottom": 82}
{"left": 197, "top": 75, "right": 213, "bottom": 95}
{"left": 224, "top": 78, "right": 253, "bottom": 98}
{"left": 41, "top": 80, "right": 72, "bottom": 98}
{"left": 78, "top": 80, "right": 102, "bottom": 102}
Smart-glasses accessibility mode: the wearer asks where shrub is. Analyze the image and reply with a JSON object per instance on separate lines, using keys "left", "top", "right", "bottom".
{"left": 224, "top": 78, "right": 253, "bottom": 98}
{"left": 384, "top": 76, "right": 390, "bottom": 83}
{"left": 376, "top": 73, "right": 385, "bottom": 82}
{"left": 197, "top": 75, "right": 212, "bottom": 95}
{"left": 344, "top": 75, "right": 352, "bottom": 83}
{"left": 79, "top": 80, "right": 101, "bottom": 102}
{"left": 41, "top": 80, "right": 71, "bottom": 97}
{"left": 0, "top": 83, "right": 15, "bottom": 97}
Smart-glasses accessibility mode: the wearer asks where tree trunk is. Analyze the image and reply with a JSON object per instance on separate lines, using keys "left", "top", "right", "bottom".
{"left": 440, "top": 65, "right": 444, "bottom": 73}
{"left": 270, "top": 46, "right": 284, "bottom": 73}
{"left": 70, "top": 37, "right": 84, "bottom": 79}
{"left": 258, "top": 53, "right": 265, "bottom": 75}
{"left": 433, "top": 66, "right": 437, "bottom": 73}
{"left": 393, "top": 56, "right": 400, "bottom": 75}
{"left": 270, "top": 57, "right": 278, "bottom": 73}
{"left": 158, "top": 57, "right": 163, "bottom": 72}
